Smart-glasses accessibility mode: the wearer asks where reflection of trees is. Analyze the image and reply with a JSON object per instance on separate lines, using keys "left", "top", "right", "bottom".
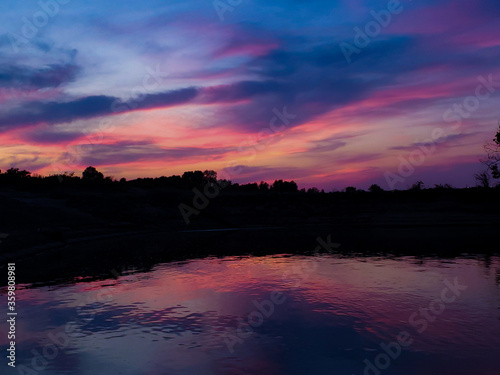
{"left": 482, "top": 254, "right": 492, "bottom": 270}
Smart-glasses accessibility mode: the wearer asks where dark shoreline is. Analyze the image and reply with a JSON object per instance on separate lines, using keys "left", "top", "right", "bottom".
{"left": 1, "top": 185, "right": 499, "bottom": 286}
{"left": 2, "top": 222, "right": 499, "bottom": 288}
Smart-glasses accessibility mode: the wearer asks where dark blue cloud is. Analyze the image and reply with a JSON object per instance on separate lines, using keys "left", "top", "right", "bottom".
{"left": 222, "top": 164, "right": 305, "bottom": 182}
{"left": 22, "top": 129, "right": 84, "bottom": 144}
{"left": 0, "top": 95, "right": 116, "bottom": 129}
{"left": 388, "top": 132, "right": 482, "bottom": 151}
{"left": 0, "top": 63, "right": 80, "bottom": 89}
{"left": 66, "top": 141, "right": 236, "bottom": 166}
{"left": 0, "top": 88, "right": 198, "bottom": 130}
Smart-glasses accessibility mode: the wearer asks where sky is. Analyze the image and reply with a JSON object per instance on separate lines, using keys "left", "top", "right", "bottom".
{"left": 0, "top": 0, "right": 499, "bottom": 190}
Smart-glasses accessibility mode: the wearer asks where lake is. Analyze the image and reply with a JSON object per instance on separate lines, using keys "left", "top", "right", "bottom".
{"left": 2, "top": 254, "right": 499, "bottom": 375}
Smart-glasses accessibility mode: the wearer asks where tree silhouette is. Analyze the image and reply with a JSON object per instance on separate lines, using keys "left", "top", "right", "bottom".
{"left": 0, "top": 168, "right": 31, "bottom": 183}
{"left": 182, "top": 171, "right": 205, "bottom": 187}
{"left": 483, "top": 123, "right": 500, "bottom": 179}
{"left": 6, "top": 168, "right": 31, "bottom": 178}
{"left": 474, "top": 171, "right": 490, "bottom": 188}
{"left": 369, "top": 184, "right": 383, "bottom": 193}
{"left": 82, "top": 166, "right": 104, "bottom": 182}
{"left": 259, "top": 181, "right": 269, "bottom": 191}
{"left": 203, "top": 170, "right": 217, "bottom": 183}
{"left": 411, "top": 181, "right": 424, "bottom": 190}
{"left": 240, "top": 182, "right": 259, "bottom": 192}
{"left": 272, "top": 179, "right": 298, "bottom": 192}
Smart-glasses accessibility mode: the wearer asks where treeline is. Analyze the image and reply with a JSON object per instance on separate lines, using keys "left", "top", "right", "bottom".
{"left": 1, "top": 166, "right": 499, "bottom": 192}
{"left": 0, "top": 167, "right": 302, "bottom": 192}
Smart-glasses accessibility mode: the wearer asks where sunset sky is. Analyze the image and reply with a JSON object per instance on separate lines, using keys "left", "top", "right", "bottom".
{"left": 1, "top": 0, "right": 499, "bottom": 189}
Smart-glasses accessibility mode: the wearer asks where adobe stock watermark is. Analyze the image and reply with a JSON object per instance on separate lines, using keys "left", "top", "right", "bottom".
{"left": 340, "top": 0, "right": 408, "bottom": 64}
{"left": 213, "top": 0, "right": 244, "bottom": 21}
{"left": 178, "top": 106, "right": 296, "bottom": 224}
{"left": 281, "top": 235, "right": 341, "bottom": 290}
{"left": 50, "top": 64, "right": 169, "bottom": 179}
{"left": 15, "top": 292, "right": 112, "bottom": 374}
{"left": 384, "top": 73, "right": 500, "bottom": 189}
{"left": 361, "top": 277, "right": 467, "bottom": 375}
{"left": 223, "top": 234, "right": 341, "bottom": 354}
{"left": 443, "top": 74, "right": 500, "bottom": 129}
{"left": 8, "top": 0, "right": 72, "bottom": 53}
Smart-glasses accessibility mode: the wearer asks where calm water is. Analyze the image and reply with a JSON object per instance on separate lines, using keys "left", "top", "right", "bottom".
{"left": 2, "top": 254, "right": 500, "bottom": 375}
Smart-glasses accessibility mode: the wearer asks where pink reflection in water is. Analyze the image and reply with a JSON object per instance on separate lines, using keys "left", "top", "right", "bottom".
{"left": 1, "top": 255, "right": 499, "bottom": 375}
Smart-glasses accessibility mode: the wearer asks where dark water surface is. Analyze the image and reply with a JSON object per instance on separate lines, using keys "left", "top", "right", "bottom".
{"left": 2, "top": 254, "right": 500, "bottom": 375}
